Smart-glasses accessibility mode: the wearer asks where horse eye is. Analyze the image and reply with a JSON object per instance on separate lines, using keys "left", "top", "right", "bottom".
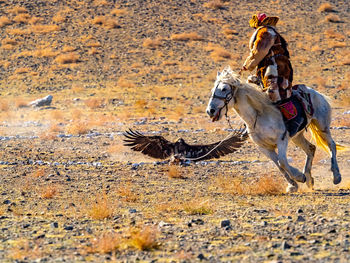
{"left": 222, "top": 88, "right": 227, "bottom": 92}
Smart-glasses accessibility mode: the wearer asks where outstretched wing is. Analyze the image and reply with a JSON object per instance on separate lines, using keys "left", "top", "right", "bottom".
{"left": 123, "top": 129, "right": 175, "bottom": 159}
{"left": 183, "top": 127, "right": 248, "bottom": 160}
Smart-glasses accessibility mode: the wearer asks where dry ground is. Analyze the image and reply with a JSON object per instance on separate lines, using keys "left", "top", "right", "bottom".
{"left": 0, "top": 0, "right": 349, "bottom": 262}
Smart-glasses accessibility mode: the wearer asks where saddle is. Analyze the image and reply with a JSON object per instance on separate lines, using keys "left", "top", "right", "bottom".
{"left": 276, "top": 85, "right": 314, "bottom": 137}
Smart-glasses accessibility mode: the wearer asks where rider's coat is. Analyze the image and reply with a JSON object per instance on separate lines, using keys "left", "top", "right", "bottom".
{"left": 243, "top": 23, "right": 293, "bottom": 103}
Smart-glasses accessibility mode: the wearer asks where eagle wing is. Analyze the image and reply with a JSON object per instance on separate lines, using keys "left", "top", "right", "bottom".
{"left": 182, "top": 127, "right": 248, "bottom": 160}
{"left": 123, "top": 129, "right": 175, "bottom": 159}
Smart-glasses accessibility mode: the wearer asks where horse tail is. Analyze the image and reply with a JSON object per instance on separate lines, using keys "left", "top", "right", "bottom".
{"left": 309, "top": 122, "right": 349, "bottom": 155}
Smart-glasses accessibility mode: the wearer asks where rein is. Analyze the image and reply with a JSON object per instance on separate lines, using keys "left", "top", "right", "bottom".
{"left": 182, "top": 82, "right": 242, "bottom": 162}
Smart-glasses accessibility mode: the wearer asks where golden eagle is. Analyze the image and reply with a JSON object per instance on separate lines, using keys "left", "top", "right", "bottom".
{"left": 123, "top": 128, "right": 248, "bottom": 161}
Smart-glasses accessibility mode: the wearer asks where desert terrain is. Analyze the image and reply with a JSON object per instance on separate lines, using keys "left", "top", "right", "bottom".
{"left": 0, "top": 0, "right": 349, "bottom": 262}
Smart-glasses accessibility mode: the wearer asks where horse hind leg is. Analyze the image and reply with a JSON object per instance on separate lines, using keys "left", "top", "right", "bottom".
{"left": 292, "top": 133, "right": 316, "bottom": 189}
{"left": 310, "top": 120, "right": 341, "bottom": 185}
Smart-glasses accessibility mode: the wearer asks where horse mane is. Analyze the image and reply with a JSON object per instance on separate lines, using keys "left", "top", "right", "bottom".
{"left": 217, "top": 67, "right": 280, "bottom": 115}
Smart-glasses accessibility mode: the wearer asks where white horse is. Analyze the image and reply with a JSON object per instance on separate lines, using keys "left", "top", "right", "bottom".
{"left": 206, "top": 67, "right": 345, "bottom": 193}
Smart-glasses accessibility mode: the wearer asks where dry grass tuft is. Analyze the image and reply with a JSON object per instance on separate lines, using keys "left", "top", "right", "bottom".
{"left": 222, "top": 28, "right": 238, "bottom": 39}
{"left": 183, "top": 199, "right": 213, "bottom": 215}
{"left": 14, "top": 99, "right": 28, "bottom": 108}
{"left": 66, "top": 121, "right": 90, "bottom": 135}
{"left": 143, "top": 38, "right": 162, "bottom": 49}
{"left": 325, "top": 14, "right": 341, "bottom": 23}
{"left": 14, "top": 67, "right": 31, "bottom": 74}
{"left": 88, "top": 194, "right": 114, "bottom": 220}
{"left": 117, "top": 77, "right": 135, "bottom": 88}
{"left": 9, "top": 6, "right": 28, "bottom": 14}
{"left": 0, "top": 16, "right": 12, "bottom": 27}
{"left": 92, "top": 16, "right": 120, "bottom": 29}
{"left": 324, "top": 29, "right": 344, "bottom": 40}
{"left": 318, "top": 3, "right": 334, "bottom": 12}
{"left": 203, "top": 0, "right": 225, "bottom": 10}
{"left": 171, "top": 32, "right": 203, "bottom": 41}
{"left": 31, "top": 24, "right": 60, "bottom": 34}
{"left": 118, "top": 183, "right": 138, "bottom": 202}
{"left": 0, "top": 100, "right": 10, "bottom": 111}
{"left": 213, "top": 174, "right": 284, "bottom": 195}
{"left": 84, "top": 98, "right": 105, "bottom": 109}
{"left": 9, "top": 240, "right": 42, "bottom": 261}
{"left": 31, "top": 168, "right": 46, "bottom": 178}
{"left": 129, "top": 226, "right": 159, "bottom": 251}
{"left": 111, "top": 8, "right": 128, "bottom": 16}
{"left": 167, "top": 165, "right": 184, "bottom": 179}
{"left": 55, "top": 53, "right": 80, "bottom": 64}
{"left": 40, "top": 185, "right": 58, "bottom": 199}
{"left": 85, "top": 232, "right": 121, "bottom": 254}
{"left": 205, "top": 43, "right": 235, "bottom": 62}
{"left": 13, "top": 13, "right": 30, "bottom": 23}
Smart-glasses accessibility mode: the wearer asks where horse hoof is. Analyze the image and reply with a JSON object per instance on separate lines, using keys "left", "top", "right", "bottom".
{"left": 294, "top": 174, "right": 306, "bottom": 183}
{"left": 333, "top": 174, "right": 342, "bottom": 185}
{"left": 306, "top": 177, "right": 314, "bottom": 189}
{"left": 286, "top": 184, "right": 298, "bottom": 193}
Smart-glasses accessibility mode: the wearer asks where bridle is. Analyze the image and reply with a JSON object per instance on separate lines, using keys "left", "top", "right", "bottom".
{"left": 210, "top": 81, "right": 237, "bottom": 129}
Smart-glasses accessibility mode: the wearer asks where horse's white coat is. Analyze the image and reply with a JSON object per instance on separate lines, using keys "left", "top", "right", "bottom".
{"left": 206, "top": 67, "right": 342, "bottom": 192}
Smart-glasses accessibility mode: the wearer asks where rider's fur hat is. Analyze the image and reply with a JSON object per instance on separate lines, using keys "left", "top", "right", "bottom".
{"left": 249, "top": 13, "right": 279, "bottom": 28}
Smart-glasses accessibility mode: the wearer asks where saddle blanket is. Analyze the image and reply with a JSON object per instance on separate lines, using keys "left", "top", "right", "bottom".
{"left": 276, "top": 95, "right": 307, "bottom": 137}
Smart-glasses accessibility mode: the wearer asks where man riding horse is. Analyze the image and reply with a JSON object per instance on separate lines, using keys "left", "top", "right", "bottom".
{"left": 240, "top": 13, "right": 293, "bottom": 104}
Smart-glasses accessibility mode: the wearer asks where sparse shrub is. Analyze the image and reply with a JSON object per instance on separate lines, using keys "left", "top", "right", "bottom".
{"left": 92, "top": 16, "right": 120, "bottom": 29}
{"left": 143, "top": 38, "right": 162, "bottom": 49}
{"left": 170, "top": 32, "right": 203, "bottom": 41}
{"left": 0, "top": 16, "right": 12, "bottom": 27}
{"left": 85, "top": 232, "right": 121, "bottom": 254}
{"left": 203, "top": 0, "right": 225, "bottom": 10}
{"left": 88, "top": 194, "right": 114, "bottom": 220}
{"left": 129, "top": 226, "right": 159, "bottom": 251}
{"left": 325, "top": 14, "right": 341, "bottom": 23}
{"left": 55, "top": 53, "right": 80, "bottom": 64}
{"left": 318, "top": 3, "right": 334, "bottom": 12}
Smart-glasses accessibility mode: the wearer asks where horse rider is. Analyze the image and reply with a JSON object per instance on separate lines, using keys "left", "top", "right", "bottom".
{"left": 240, "top": 13, "right": 293, "bottom": 104}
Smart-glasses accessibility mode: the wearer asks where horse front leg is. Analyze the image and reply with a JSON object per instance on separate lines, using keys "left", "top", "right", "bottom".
{"left": 292, "top": 133, "right": 316, "bottom": 189}
{"left": 276, "top": 138, "right": 306, "bottom": 184}
{"left": 258, "top": 147, "right": 298, "bottom": 193}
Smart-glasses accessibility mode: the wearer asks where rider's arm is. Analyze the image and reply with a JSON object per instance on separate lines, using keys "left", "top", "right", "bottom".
{"left": 243, "top": 27, "right": 276, "bottom": 71}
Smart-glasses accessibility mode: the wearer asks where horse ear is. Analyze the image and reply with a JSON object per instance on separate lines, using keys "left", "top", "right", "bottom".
{"left": 217, "top": 71, "right": 221, "bottom": 77}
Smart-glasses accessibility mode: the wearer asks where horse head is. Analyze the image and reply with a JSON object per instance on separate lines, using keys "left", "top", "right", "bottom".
{"left": 206, "top": 68, "right": 240, "bottom": 122}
